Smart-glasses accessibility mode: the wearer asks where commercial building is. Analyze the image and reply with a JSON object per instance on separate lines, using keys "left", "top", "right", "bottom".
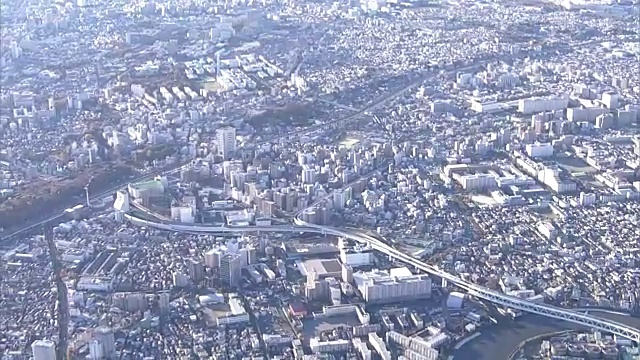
{"left": 170, "top": 205, "right": 195, "bottom": 223}
{"left": 309, "top": 338, "right": 350, "bottom": 354}
{"left": 288, "top": 302, "right": 308, "bottom": 318}
{"left": 339, "top": 245, "right": 373, "bottom": 267}
{"left": 443, "top": 164, "right": 499, "bottom": 191}
{"left": 387, "top": 331, "right": 440, "bottom": 360}
{"left": 31, "top": 339, "right": 56, "bottom": 360}
{"left": 617, "top": 108, "right": 637, "bottom": 128}
{"left": 567, "top": 107, "right": 610, "bottom": 122}
{"left": 518, "top": 95, "right": 569, "bottom": 115}
{"left": 446, "top": 292, "right": 465, "bottom": 309}
{"left": 127, "top": 178, "right": 166, "bottom": 199}
{"left": 526, "top": 143, "right": 554, "bottom": 158}
{"left": 353, "top": 267, "right": 432, "bottom": 303}
{"left": 470, "top": 99, "right": 513, "bottom": 113}
{"left": 297, "top": 258, "right": 343, "bottom": 279}
{"left": 537, "top": 167, "right": 577, "bottom": 193}
{"left": 77, "top": 276, "right": 114, "bottom": 292}
{"left": 457, "top": 173, "right": 497, "bottom": 191}
{"left": 216, "top": 294, "right": 250, "bottom": 326}
{"left": 198, "top": 293, "right": 225, "bottom": 305}
{"left": 305, "top": 275, "right": 330, "bottom": 301}
{"left": 312, "top": 304, "right": 370, "bottom": 325}
{"left": 285, "top": 243, "right": 340, "bottom": 259}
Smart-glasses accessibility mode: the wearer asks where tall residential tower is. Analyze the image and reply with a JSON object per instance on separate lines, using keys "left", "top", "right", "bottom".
{"left": 216, "top": 126, "right": 236, "bottom": 160}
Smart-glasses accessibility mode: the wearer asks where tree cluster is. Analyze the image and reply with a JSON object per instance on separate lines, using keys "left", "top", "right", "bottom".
{"left": 0, "top": 164, "right": 135, "bottom": 229}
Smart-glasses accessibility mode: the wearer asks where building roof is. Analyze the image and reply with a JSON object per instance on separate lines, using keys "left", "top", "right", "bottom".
{"left": 130, "top": 179, "right": 163, "bottom": 190}
{"left": 389, "top": 267, "right": 413, "bottom": 277}
{"left": 298, "top": 258, "right": 342, "bottom": 278}
{"left": 289, "top": 302, "right": 307, "bottom": 315}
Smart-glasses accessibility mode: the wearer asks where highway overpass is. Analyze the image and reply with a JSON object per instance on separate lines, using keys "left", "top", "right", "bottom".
{"left": 123, "top": 212, "right": 640, "bottom": 344}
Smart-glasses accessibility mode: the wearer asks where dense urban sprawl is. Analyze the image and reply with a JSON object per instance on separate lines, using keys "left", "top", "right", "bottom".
{"left": 1, "top": 0, "right": 640, "bottom": 359}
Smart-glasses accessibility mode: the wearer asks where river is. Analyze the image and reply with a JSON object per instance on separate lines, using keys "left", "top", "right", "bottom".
{"left": 453, "top": 310, "right": 640, "bottom": 360}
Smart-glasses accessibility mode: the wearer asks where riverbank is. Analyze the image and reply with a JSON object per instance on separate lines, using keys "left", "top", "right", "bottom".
{"left": 452, "top": 310, "right": 640, "bottom": 360}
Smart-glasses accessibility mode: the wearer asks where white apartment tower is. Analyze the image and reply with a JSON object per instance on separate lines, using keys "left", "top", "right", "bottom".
{"left": 216, "top": 126, "right": 236, "bottom": 160}
{"left": 31, "top": 340, "right": 56, "bottom": 360}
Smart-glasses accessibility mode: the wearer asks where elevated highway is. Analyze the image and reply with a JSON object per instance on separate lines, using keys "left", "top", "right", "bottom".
{"left": 123, "top": 212, "right": 640, "bottom": 344}
{"left": 126, "top": 214, "right": 317, "bottom": 234}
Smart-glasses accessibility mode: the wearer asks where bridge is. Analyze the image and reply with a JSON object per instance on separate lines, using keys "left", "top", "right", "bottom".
{"left": 124, "top": 212, "right": 640, "bottom": 344}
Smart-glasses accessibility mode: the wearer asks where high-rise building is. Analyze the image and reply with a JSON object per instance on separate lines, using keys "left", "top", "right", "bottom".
{"left": 32, "top": 339, "right": 56, "bottom": 360}
{"left": 602, "top": 92, "right": 619, "bottom": 110}
{"left": 220, "top": 253, "right": 243, "bottom": 287}
{"left": 216, "top": 126, "right": 236, "bottom": 160}
{"left": 531, "top": 114, "right": 546, "bottom": 134}
{"left": 93, "top": 327, "right": 115, "bottom": 359}
{"left": 246, "top": 246, "right": 256, "bottom": 265}
{"left": 305, "top": 278, "right": 330, "bottom": 301}
{"left": 238, "top": 248, "right": 249, "bottom": 268}
{"left": 333, "top": 191, "right": 347, "bottom": 209}
{"left": 259, "top": 237, "right": 268, "bottom": 253}
{"left": 188, "top": 258, "right": 205, "bottom": 283}
{"left": 301, "top": 166, "right": 316, "bottom": 184}
{"left": 342, "top": 263, "right": 353, "bottom": 283}
{"left": 204, "top": 248, "right": 221, "bottom": 268}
